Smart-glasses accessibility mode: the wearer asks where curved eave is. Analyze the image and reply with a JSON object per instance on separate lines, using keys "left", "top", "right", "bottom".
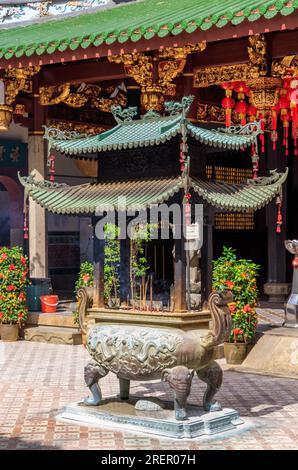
{"left": 51, "top": 125, "right": 181, "bottom": 156}
{"left": 187, "top": 123, "right": 256, "bottom": 150}
{"left": 19, "top": 176, "right": 184, "bottom": 215}
{"left": 191, "top": 169, "right": 288, "bottom": 212}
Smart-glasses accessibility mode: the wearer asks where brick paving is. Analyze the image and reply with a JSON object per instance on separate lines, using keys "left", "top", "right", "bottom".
{"left": 0, "top": 340, "right": 297, "bottom": 450}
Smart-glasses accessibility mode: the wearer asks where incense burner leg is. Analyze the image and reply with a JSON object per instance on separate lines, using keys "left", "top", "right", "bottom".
{"left": 119, "top": 377, "right": 130, "bottom": 400}
{"left": 84, "top": 360, "right": 108, "bottom": 406}
{"left": 197, "top": 361, "right": 223, "bottom": 412}
{"left": 162, "top": 366, "right": 194, "bottom": 421}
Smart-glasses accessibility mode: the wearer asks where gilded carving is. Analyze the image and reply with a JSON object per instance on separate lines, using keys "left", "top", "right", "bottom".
{"left": 158, "top": 42, "right": 206, "bottom": 60}
{"left": 271, "top": 55, "right": 298, "bottom": 78}
{"left": 247, "top": 33, "right": 267, "bottom": 74}
{"left": 158, "top": 59, "right": 186, "bottom": 94}
{"left": 39, "top": 84, "right": 71, "bottom": 106}
{"left": 246, "top": 77, "right": 281, "bottom": 110}
{"left": 197, "top": 103, "right": 227, "bottom": 123}
{"left": 194, "top": 34, "right": 267, "bottom": 88}
{"left": 193, "top": 63, "right": 260, "bottom": 88}
{"left": 46, "top": 120, "right": 106, "bottom": 135}
{"left": 109, "top": 45, "right": 206, "bottom": 109}
{"left": 39, "top": 82, "right": 127, "bottom": 112}
{"left": 4, "top": 66, "right": 40, "bottom": 105}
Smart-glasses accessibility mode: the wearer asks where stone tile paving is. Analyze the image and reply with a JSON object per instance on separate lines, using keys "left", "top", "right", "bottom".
{"left": 0, "top": 341, "right": 297, "bottom": 450}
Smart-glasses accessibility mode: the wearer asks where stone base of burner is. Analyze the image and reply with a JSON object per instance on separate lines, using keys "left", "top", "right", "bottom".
{"left": 57, "top": 397, "right": 244, "bottom": 439}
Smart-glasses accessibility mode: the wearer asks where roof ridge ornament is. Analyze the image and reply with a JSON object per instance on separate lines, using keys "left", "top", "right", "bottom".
{"left": 165, "top": 95, "right": 194, "bottom": 117}
{"left": 215, "top": 120, "right": 262, "bottom": 136}
{"left": 18, "top": 171, "right": 67, "bottom": 189}
{"left": 111, "top": 105, "right": 138, "bottom": 124}
{"left": 247, "top": 168, "right": 288, "bottom": 186}
{"left": 43, "top": 125, "right": 87, "bottom": 142}
{"left": 142, "top": 110, "right": 161, "bottom": 120}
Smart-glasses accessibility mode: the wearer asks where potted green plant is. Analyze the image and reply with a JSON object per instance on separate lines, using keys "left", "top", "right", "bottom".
{"left": 73, "top": 261, "right": 94, "bottom": 326}
{"left": 0, "top": 246, "right": 29, "bottom": 341}
{"left": 212, "top": 246, "right": 259, "bottom": 364}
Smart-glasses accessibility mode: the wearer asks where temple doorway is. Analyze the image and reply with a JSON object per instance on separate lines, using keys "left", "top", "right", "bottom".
{"left": 0, "top": 176, "right": 23, "bottom": 247}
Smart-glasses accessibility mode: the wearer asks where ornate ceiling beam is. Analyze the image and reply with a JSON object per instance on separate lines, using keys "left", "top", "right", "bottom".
{"left": 4, "top": 66, "right": 40, "bottom": 105}
{"left": 38, "top": 82, "right": 127, "bottom": 112}
{"left": 193, "top": 34, "right": 266, "bottom": 88}
{"left": 108, "top": 42, "right": 206, "bottom": 110}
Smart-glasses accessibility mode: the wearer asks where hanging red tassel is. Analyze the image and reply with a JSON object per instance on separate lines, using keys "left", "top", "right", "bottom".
{"left": 49, "top": 154, "right": 56, "bottom": 182}
{"left": 221, "top": 82, "right": 235, "bottom": 128}
{"left": 23, "top": 197, "right": 28, "bottom": 240}
{"left": 251, "top": 143, "right": 259, "bottom": 179}
{"left": 276, "top": 194, "right": 282, "bottom": 233}
{"left": 259, "top": 113, "right": 265, "bottom": 153}
{"left": 271, "top": 106, "right": 279, "bottom": 150}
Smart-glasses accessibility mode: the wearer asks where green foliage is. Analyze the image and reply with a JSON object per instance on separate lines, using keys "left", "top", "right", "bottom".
{"left": 103, "top": 224, "right": 120, "bottom": 305}
{"left": 75, "top": 261, "right": 94, "bottom": 292}
{"left": 0, "top": 246, "right": 29, "bottom": 324}
{"left": 212, "top": 246, "right": 259, "bottom": 344}
{"left": 74, "top": 224, "right": 120, "bottom": 308}
{"left": 130, "top": 224, "right": 154, "bottom": 299}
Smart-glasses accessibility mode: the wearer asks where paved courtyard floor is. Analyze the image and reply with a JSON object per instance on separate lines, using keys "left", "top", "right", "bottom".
{"left": 0, "top": 340, "right": 297, "bottom": 450}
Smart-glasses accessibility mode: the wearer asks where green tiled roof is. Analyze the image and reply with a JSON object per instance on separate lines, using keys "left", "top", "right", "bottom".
{"left": 0, "top": 1, "right": 297, "bottom": 60}
{"left": 47, "top": 114, "right": 259, "bottom": 156}
{"left": 19, "top": 169, "right": 288, "bottom": 214}
{"left": 192, "top": 168, "right": 288, "bottom": 211}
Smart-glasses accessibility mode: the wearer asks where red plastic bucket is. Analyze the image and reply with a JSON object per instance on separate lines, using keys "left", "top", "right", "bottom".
{"left": 40, "top": 295, "right": 59, "bottom": 314}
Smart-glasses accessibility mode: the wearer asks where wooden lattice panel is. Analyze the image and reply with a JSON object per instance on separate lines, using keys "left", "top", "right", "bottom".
{"left": 206, "top": 166, "right": 254, "bottom": 230}
{"left": 206, "top": 166, "right": 253, "bottom": 184}
{"left": 215, "top": 212, "right": 254, "bottom": 230}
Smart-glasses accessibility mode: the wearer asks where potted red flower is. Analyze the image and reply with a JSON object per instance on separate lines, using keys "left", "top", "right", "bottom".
{"left": 0, "top": 247, "right": 29, "bottom": 341}
{"left": 212, "top": 247, "right": 259, "bottom": 364}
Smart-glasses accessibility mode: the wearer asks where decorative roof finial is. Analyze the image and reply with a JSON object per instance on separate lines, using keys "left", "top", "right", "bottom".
{"left": 165, "top": 95, "right": 194, "bottom": 117}
{"left": 111, "top": 105, "right": 138, "bottom": 123}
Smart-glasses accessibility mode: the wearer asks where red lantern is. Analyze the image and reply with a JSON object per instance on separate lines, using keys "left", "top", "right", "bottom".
{"left": 234, "top": 81, "right": 250, "bottom": 100}
{"left": 221, "top": 82, "right": 234, "bottom": 96}
{"left": 247, "top": 104, "right": 257, "bottom": 122}
{"left": 293, "top": 257, "right": 298, "bottom": 269}
{"left": 235, "top": 100, "right": 248, "bottom": 126}
{"left": 222, "top": 96, "right": 235, "bottom": 127}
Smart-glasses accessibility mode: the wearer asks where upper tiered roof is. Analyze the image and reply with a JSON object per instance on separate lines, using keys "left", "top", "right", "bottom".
{"left": 44, "top": 98, "right": 261, "bottom": 158}
{"left": 0, "top": 1, "right": 297, "bottom": 60}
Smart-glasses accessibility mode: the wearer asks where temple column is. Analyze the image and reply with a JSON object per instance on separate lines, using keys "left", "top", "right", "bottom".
{"left": 263, "top": 132, "right": 290, "bottom": 302}
{"left": 28, "top": 134, "right": 48, "bottom": 278}
{"left": 92, "top": 217, "right": 105, "bottom": 308}
{"left": 120, "top": 236, "right": 131, "bottom": 306}
{"left": 201, "top": 206, "right": 214, "bottom": 307}
{"left": 28, "top": 77, "right": 48, "bottom": 278}
{"left": 173, "top": 205, "right": 187, "bottom": 312}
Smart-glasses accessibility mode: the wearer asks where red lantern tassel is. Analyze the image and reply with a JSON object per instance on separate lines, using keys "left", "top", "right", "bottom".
{"left": 23, "top": 197, "right": 28, "bottom": 240}
{"left": 49, "top": 155, "right": 56, "bottom": 182}
{"left": 226, "top": 108, "right": 232, "bottom": 127}
{"left": 276, "top": 195, "right": 282, "bottom": 233}
{"left": 285, "top": 125, "right": 289, "bottom": 156}
{"left": 259, "top": 115, "right": 265, "bottom": 153}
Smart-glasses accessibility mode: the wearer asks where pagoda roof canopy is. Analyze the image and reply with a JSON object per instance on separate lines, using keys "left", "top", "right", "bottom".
{"left": 19, "top": 169, "right": 288, "bottom": 215}
{"left": 45, "top": 108, "right": 261, "bottom": 157}
{"left": 0, "top": 1, "right": 297, "bottom": 61}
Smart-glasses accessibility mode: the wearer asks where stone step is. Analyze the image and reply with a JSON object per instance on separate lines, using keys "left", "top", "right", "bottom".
{"left": 24, "top": 326, "right": 82, "bottom": 345}
{"left": 27, "top": 311, "right": 77, "bottom": 328}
